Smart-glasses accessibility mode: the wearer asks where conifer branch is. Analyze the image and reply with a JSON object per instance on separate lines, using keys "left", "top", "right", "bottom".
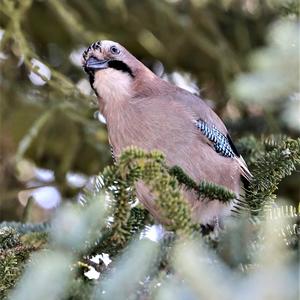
{"left": 0, "top": 222, "right": 51, "bottom": 234}
{"left": 0, "top": 227, "right": 42, "bottom": 298}
{"left": 246, "top": 138, "right": 300, "bottom": 214}
{"left": 99, "top": 147, "right": 198, "bottom": 245}
{"left": 169, "top": 166, "right": 236, "bottom": 202}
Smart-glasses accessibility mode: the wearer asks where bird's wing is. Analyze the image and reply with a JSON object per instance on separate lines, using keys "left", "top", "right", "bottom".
{"left": 195, "top": 118, "right": 252, "bottom": 181}
{"left": 171, "top": 87, "right": 253, "bottom": 182}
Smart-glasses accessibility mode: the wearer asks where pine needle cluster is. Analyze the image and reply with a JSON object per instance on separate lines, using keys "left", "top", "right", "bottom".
{"left": 0, "top": 138, "right": 299, "bottom": 299}
{"left": 238, "top": 136, "right": 300, "bottom": 214}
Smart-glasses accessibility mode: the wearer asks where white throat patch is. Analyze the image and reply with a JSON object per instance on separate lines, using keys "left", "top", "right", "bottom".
{"left": 93, "top": 68, "right": 133, "bottom": 103}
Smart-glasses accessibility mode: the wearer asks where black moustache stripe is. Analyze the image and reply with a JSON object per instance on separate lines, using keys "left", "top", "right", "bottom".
{"left": 83, "top": 67, "right": 98, "bottom": 96}
{"left": 108, "top": 60, "right": 134, "bottom": 77}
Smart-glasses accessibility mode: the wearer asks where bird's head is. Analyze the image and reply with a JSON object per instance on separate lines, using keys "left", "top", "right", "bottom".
{"left": 82, "top": 40, "right": 154, "bottom": 104}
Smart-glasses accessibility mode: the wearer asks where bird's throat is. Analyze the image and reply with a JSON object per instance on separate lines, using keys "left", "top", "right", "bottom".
{"left": 93, "top": 68, "right": 133, "bottom": 110}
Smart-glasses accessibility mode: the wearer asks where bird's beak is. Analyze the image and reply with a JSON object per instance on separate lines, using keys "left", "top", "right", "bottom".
{"left": 85, "top": 57, "right": 110, "bottom": 70}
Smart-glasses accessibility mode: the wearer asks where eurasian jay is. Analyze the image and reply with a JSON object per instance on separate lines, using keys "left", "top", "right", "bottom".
{"left": 82, "top": 40, "right": 251, "bottom": 226}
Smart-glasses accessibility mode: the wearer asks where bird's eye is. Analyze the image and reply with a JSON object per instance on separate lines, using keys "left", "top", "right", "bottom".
{"left": 110, "top": 45, "right": 120, "bottom": 55}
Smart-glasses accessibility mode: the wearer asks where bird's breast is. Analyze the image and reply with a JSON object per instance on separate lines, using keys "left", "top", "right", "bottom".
{"left": 105, "top": 99, "right": 192, "bottom": 158}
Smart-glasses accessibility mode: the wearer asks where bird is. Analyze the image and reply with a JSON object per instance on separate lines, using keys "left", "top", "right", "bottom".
{"left": 82, "top": 40, "right": 251, "bottom": 227}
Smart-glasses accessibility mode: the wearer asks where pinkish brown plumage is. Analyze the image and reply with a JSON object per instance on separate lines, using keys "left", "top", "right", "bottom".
{"left": 82, "top": 40, "right": 251, "bottom": 226}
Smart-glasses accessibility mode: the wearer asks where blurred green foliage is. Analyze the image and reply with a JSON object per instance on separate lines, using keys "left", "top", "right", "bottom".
{"left": 0, "top": 147, "right": 299, "bottom": 299}
{"left": 0, "top": 0, "right": 299, "bottom": 220}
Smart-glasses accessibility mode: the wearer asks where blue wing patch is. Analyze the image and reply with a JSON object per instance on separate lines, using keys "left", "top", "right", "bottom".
{"left": 195, "top": 119, "right": 235, "bottom": 158}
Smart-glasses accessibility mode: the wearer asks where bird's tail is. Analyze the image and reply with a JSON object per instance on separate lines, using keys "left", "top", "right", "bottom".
{"left": 235, "top": 155, "right": 253, "bottom": 183}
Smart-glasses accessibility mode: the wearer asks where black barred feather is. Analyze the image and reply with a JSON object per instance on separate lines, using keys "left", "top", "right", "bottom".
{"left": 195, "top": 119, "right": 252, "bottom": 182}
{"left": 196, "top": 119, "right": 235, "bottom": 158}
